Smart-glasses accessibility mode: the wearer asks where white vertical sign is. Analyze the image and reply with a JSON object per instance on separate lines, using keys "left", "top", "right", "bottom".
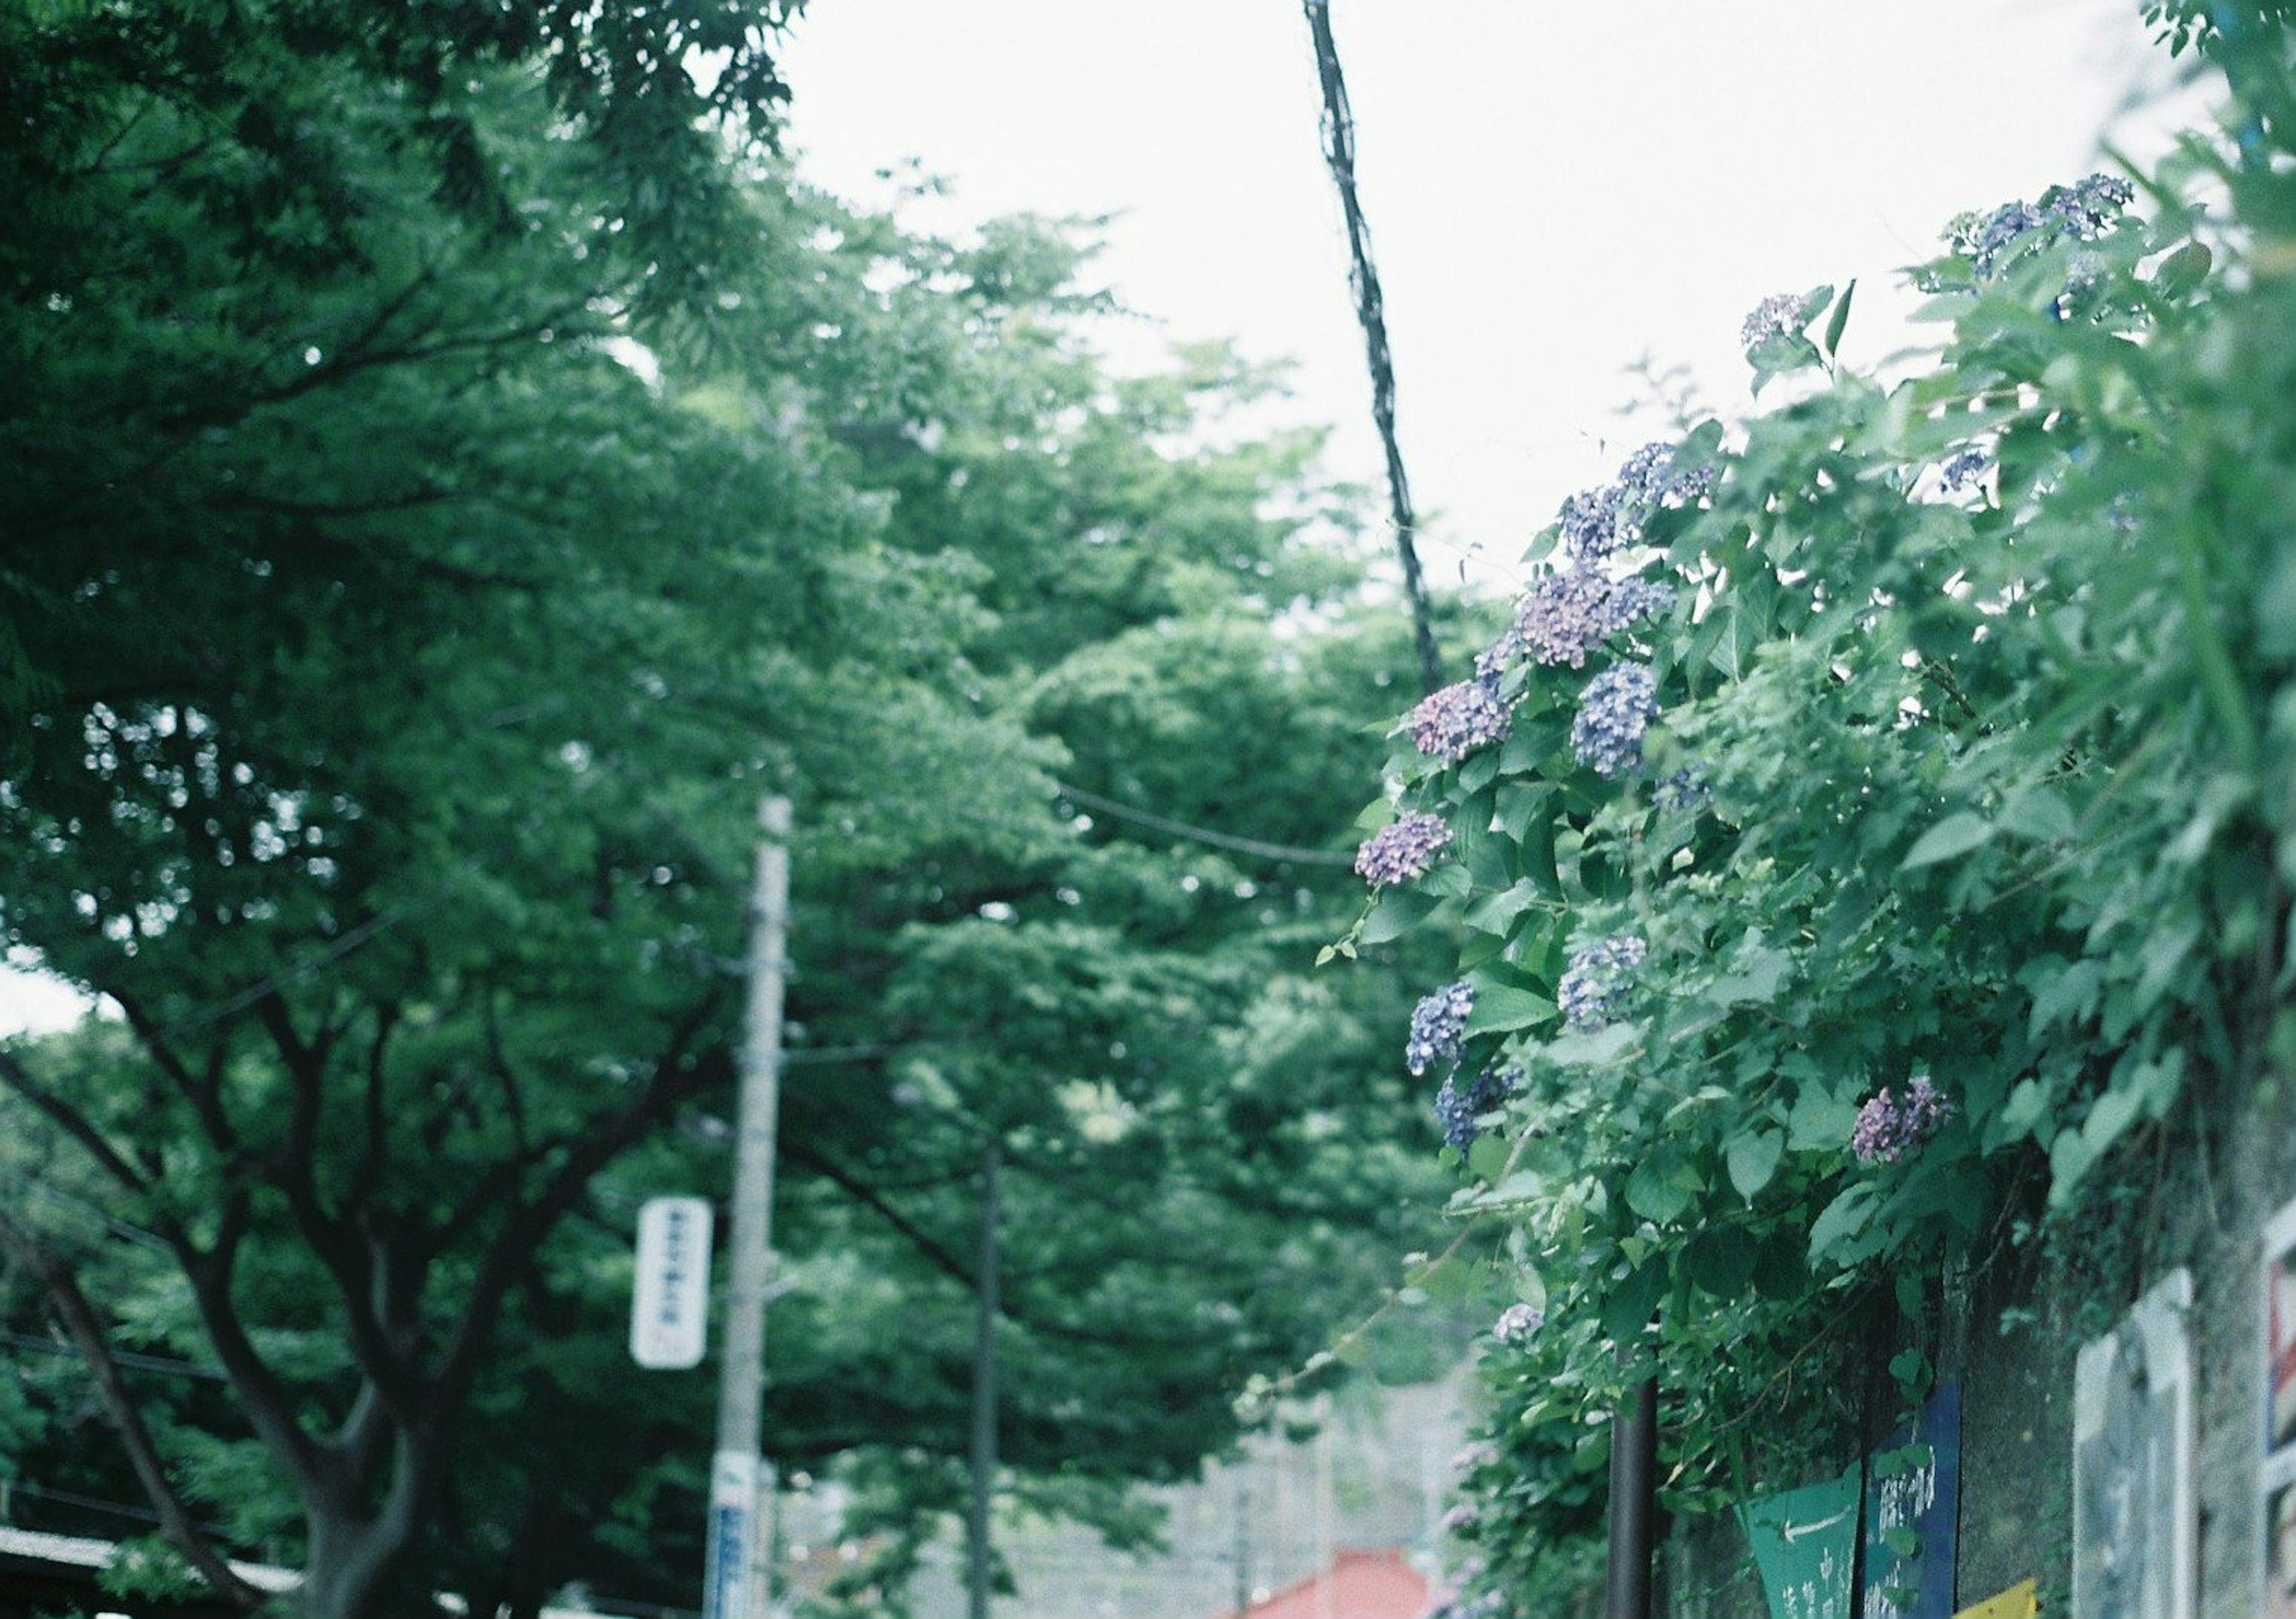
{"left": 631, "top": 1195, "right": 713, "bottom": 1370}
{"left": 704, "top": 1449, "right": 759, "bottom": 1619}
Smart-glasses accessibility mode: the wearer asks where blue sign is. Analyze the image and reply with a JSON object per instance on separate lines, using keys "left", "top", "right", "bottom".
{"left": 1861, "top": 1380, "right": 1962, "bottom": 1619}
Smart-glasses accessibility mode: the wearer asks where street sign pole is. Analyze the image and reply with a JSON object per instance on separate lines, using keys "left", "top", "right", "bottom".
{"left": 704, "top": 795, "right": 791, "bottom": 1619}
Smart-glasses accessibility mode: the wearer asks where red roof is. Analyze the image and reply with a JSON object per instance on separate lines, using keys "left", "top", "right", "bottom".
{"left": 1236, "top": 1550, "right": 1433, "bottom": 1619}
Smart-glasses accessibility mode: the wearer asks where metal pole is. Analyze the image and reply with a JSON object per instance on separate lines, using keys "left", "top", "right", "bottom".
{"left": 966, "top": 1137, "right": 1002, "bottom": 1619}
{"left": 704, "top": 795, "right": 792, "bottom": 1619}
{"left": 1604, "top": 1372, "right": 1657, "bottom": 1619}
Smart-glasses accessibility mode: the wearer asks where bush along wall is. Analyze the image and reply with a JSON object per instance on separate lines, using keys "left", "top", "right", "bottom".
{"left": 1341, "top": 7, "right": 2296, "bottom": 1611}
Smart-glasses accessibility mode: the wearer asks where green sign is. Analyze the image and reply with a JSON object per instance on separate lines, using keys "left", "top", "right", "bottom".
{"left": 1741, "top": 1465, "right": 1861, "bottom": 1619}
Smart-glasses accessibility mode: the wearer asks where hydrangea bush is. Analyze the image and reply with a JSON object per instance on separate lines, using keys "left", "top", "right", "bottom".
{"left": 1338, "top": 8, "right": 2296, "bottom": 1594}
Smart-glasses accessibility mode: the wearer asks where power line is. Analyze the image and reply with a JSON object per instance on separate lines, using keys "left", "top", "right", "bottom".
{"left": 1054, "top": 783, "right": 1355, "bottom": 867}
{"left": 2, "top": 1328, "right": 228, "bottom": 1383}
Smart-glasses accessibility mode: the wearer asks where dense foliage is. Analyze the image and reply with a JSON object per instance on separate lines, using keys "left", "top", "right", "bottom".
{"left": 1355, "top": 5, "right": 2296, "bottom": 1596}
{"left": 0, "top": 5, "right": 1449, "bottom": 1617}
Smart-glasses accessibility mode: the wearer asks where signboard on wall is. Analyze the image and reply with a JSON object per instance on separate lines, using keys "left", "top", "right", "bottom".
{"left": 2262, "top": 1199, "right": 2296, "bottom": 1619}
{"left": 1861, "top": 1380, "right": 1962, "bottom": 1619}
{"left": 2072, "top": 1267, "right": 2195, "bottom": 1619}
{"left": 1953, "top": 1580, "right": 2036, "bottom": 1619}
{"left": 1742, "top": 1466, "right": 1860, "bottom": 1619}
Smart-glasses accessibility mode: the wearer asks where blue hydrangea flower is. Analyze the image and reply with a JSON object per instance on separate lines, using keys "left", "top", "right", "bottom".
{"left": 1654, "top": 768, "right": 1712, "bottom": 813}
{"left": 1557, "top": 934, "right": 1647, "bottom": 1031}
{"left": 1355, "top": 813, "right": 1453, "bottom": 888}
{"left": 1433, "top": 1062, "right": 1519, "bottom": 1151}
{"left": 1406, "top": 980, "right": 1475, "bottom": 1077}
{"left": 1938, "top": 448, "right": 1990, "bottom": 494}
{"left": 1570, "top": 662, "right": 1659, "bottom": 778}
{"left": 2041, "top": 172, "right": 2135, "bottom": 239}
{"left": 1412, "top": 676, "right": 1513, "bottom": 765}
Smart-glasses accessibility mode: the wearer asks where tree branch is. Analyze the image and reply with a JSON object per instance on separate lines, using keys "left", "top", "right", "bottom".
{"left": 0, "top": 1209, "right": 264, "bottom": 1611}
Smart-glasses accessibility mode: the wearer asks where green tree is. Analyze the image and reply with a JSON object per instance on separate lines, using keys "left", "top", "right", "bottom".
{"left": 0, "top": 14, "right": 1458, "bottom": 1607}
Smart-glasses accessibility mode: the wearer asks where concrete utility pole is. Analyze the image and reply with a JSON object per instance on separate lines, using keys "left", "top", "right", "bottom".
{"left": 966, "top": 1137, "right": 1003, "bottom": 1619}
{"left": 705, "top": 795, "right": 792, "bottom": 1619}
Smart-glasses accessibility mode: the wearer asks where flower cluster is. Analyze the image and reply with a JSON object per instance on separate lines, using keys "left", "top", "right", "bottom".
{"left": 1740, "top": 291, "right": 1809, "bottom": 355}
{"left": 2042, "top": 172, "right": 2135, "bottom": 239}
{"left": 1938, "top": 447, "right": 1990, "bottom": 494}
{"left": 1570, "top": 662, "right": 1659, "bottom": 777}
{"left": 1433, "top": 1062, "right": 1518, "bottom": 1151}
{"left": 1492, "top": 570, "right": 1674, "bottom": 673}
{"left": 1955, "top": 172, "right": 2135, "bottom": 276}
{"left": 1851, "top": 1075, "right": 1953, "bottom": 1164}
{"left": 1558, "top": 934, "right": 1647, "bottom": 1031}
{"left": 1492, "top": 1302, "right": 1544, "bottom": 1343}
{"left": 1356, "top": 812, "right": 1452, "bottom": 887}
{"left": 1554, "top": 443, "right": 1709, "bottom": 564}
{"left": 1617, "top": 439, "right": 1715, "bottom": 508}
{"left": 1406, "top": 980, "right": 1476, "bottom": 1077}
{"left": 1654, "top": 767, "right": 1711, "bottom": 812}
{"left": 1412, "top": 675, "right": 1513, "bottom": 764}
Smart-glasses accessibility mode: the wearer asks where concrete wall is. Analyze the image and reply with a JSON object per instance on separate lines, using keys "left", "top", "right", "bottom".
{"left": 1653, "top": 1064, "right": 2296, "bottom": 1618}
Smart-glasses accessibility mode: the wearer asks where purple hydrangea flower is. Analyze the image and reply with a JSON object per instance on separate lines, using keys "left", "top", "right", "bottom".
{"left": 1570, "top": 662, "right": 1659, "bottom": 778}
{"left": 1740, "top": 291, "right": 1808, "bottom": 354}
{"left": 1851, "top": 1074, "right": 1954, "bottom": 1164}
{"left": 1412, "top": 676, "right": 1514, "bottom": 765}
{"left": 1492, "top": 1302, "right": 1544, "bottom": 1343}
{"left": 1498, "top": 571, "right": 1675, "bottom": 673}
{"left": 1356, "top": 812, "right": 1453, "bottom": 888}
{"left": 1558, "top": 934, "right": 1647, "bottom": 1031}
{"left": 1433, "top": 1062, "right": 1519, "bottom": 1151}
{"left": 1407, "top": 980, "right": 1476, "bottom": 1077}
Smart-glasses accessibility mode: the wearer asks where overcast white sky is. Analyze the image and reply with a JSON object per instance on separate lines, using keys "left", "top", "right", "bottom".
{"left": 0, "top": 5, "right": 2206, "bottom": 1038}
{"left": 780, "top": 0, "right": 2191, "bottom": 592}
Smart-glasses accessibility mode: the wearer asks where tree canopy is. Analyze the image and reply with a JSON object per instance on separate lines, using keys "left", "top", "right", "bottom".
{"left": 0, "top": 6, "right": 1457, "bottom": 1617}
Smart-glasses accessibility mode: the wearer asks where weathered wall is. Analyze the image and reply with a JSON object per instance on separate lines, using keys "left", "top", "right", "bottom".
{"left": 1654, "top": 1061, "right": 2296, "bottom": 1618}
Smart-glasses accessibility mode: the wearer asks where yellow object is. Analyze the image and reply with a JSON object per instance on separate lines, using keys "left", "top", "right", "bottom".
{"left": 1954, "top": 1580, "right": 2038, "bottom": 1619}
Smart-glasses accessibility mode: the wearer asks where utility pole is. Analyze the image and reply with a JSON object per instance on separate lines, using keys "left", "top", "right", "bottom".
{"left": 1604, "top": 1369, "right": 1657, "bottom": 1619}
{"left": 1231, "top": 1470, "right": 1252, "bottom": 1619}
{"left": 966, "top": 1137, "right": 1003, "bottom": 1619}
{"left": 705, "top": 795, "right": 792, "bottom": 1619}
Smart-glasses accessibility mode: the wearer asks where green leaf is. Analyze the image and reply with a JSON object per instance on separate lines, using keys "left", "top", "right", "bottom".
{"left": 1787, "top": 1085, "right": 1861, "bottom": 1151}
{"left": 1360, "top": 885, "right": 1437, "bottom": 945}
{"left": 1466, "top": 1134, "right": 1513, "bottom": 1185}
{"left": 1684, "top": 1227, "right": 1757, "bottom": 1297}
{"left": 2027, "top": 958, "right": 2103, "bottom": 1037}
{"left": 1601, "top": 1259, "right": 1667, "bottom": 1344}
{"left": 1993, "top": 1078, "right": 2050, "bottom": 1144}
{"left": 1726, "top": 1128, "right": 1785, "bottom": 1200}
{"left": 1822, "top": 279, "right": 1857, "bottom": 358}
{"left": 1625, "top": 1156, "right": 1693, "bottom": 1226}
{"left": 1808, "top": 1183, "right": 1878, "bottom": 1264}
{"left": 1464, "top": 984, "right": 1557, "bottom": 1037}
{"left": 1709, "top": 943, "right": 1791, "bottom": 1007}
{"left": 1901, "top": 811, "right": 1995, "bottom": 870}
